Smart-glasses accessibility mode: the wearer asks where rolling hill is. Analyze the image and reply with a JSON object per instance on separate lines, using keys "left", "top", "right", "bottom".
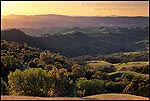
{"left": 2, "top": 14, "right": 149, "bottom": 30}
{"left": 1, "top": 27, "right": 149, "bottom": 58}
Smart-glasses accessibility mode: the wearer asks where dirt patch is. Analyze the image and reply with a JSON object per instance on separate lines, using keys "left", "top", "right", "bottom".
{"left": 1, "top": 93, "right": 149, "bottom": 100}
{"left": 84, "top": 93, "right": 149, "bottom": 100}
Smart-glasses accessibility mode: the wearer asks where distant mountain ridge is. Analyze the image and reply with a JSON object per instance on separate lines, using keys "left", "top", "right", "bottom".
{"left": 2, "top": 14, "right": 149, "bottom": 29}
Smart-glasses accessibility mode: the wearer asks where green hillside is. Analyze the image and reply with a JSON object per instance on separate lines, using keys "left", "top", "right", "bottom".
{"left": 1, "top": 40, "right": 149, "bottom": 98}
{"left": 1, "top": 26, "right": 149, "bottom": 57}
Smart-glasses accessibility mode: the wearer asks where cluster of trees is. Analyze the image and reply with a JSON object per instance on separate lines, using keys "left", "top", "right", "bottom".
{"left": 123, "top": 76, "right": 149, "bottom": 97}
{"left": 71, "top": 51, "right": 149, "bottom": 64}
{"left": 8, "top": 68, "right": 76, "bottom": 97}
{"left": 103, "top": 52, "right": 149, "bottom": 64}
{"left": 128, "top": 65, "right": 149, "bottom": 74}
{"left": 1, "top": 40, "right": 149, "bottom": 97}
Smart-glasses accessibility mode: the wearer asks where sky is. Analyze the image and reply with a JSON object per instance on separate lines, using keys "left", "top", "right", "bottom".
{"left": 1, "top": 1, "right": 149, "bottom": 16}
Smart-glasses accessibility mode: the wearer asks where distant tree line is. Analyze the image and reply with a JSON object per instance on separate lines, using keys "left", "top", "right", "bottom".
{"left": 71, "top": 51, "right": 149, "bottom": 64}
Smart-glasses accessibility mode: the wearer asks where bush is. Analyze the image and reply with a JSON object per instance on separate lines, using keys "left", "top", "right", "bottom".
{"left": 91, "top": 71, "right": 108, "bottom": 80}
{"left": 1, "top": 55, "right": 21, "bottom": 83}
{"left": 142, "top": 65, "right": 149, "bottom": 74}
{"left": 72, "top": 64, "right": 86, "bottom": 79}
{"left": 47, "top": 67, "right": 76, "bottom": 97}
{"left": 28, "top": 61, "right": 36, "bottom": 68}
{"left": 128, "top": 65, "right": 149, "bottom": 74}
{"left": 105, "top": 81, "right": 126, "bottom": 93}
{"left": 84, "top": 66, "right": 95, "bottom": 80}
{"left": 97, "top": 65, "right": 116, "bottom": 73}
{"left": 77, "top": 78, "right": 106, "bottom": 96}
{"left": 54, "top": 62, "right": 63, "bottom": 69}
{"left": 1, "top": 78, "right": 9, "bottom": 95}
{"left": 120, "top": 73, "right": 134, "bottom": 84}
{"left": 123, "top": 76, "right": 149, "bottom": 97}
{"left": 8, "top": 68, "right": 52, "bottom": 96}
{"left": 44, "top": 64, "right": 55, "bottom": 71}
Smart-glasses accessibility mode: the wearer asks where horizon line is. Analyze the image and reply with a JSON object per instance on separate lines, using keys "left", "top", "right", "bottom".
{"left": 2, "top": 14, "right": 149, "bottom": 17}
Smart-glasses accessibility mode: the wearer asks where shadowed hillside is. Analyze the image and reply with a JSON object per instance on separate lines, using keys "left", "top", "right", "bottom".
{"left": 1, "top": 27, "right": 149, "bottom": 58}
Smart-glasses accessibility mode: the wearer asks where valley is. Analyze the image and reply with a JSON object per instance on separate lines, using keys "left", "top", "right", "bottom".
{"left": 1, "top": 1, "right": 149, "bottom": 100}
{"left": 1, "top": 26, "right": 149, "bottom": 58}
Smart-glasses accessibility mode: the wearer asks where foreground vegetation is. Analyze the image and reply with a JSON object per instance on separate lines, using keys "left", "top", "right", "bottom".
{"left": 1, "top": 40, "right": 149, "bottom": 98}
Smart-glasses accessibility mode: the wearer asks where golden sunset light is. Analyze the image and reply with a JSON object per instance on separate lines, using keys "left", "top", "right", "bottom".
{"left": 1, "top": 1, "right": 149, "bottom": 100}
{"left": 1, "top": 1, "right": 149, "bottom": 16}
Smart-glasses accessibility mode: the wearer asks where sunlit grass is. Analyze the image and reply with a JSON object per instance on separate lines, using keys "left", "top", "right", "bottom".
{"left": 114, "top": 61, "right": 149, "bottom": 71}
{"left": 87, "top": 60, "right": 112, "bottom": 68}
{"left": 108, "top": 71, "right": 149, "bottom": 78}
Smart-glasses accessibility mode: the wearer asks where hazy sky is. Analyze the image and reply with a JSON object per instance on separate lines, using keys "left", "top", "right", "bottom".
{"left": 1, "top": 1, "right": 149, "bottom": 16}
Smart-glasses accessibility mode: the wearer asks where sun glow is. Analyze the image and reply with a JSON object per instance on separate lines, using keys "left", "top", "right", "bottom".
{"left": 1, "top": 1, "right": 149, "bottom": 16}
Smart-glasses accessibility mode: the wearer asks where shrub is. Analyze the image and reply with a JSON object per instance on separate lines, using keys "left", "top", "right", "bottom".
{"left": 91, "top": 71, "right": 108, "bottom": 80}
{"left": 120, "top": 73, "right": 134, "bottom": 84}
{"left": 8, "top": 68, "right": 52, "bottom": 96}
{"left": 44, "top": 64, "right": 55, "bottom": 71}
{"left": 123, "top": 76, "right": 149, "bottom": 97}
{"left": 97, "top": 65, "right": 116, "bottom": 73}
{"left": 142, "top": 65, "right": 149, "bottom": 74}
{"left": 1, "top": 78, "right": 9, "bottom": 95}
{"left": 47, "top": 67, "right": 75, "bottom": 97}
{"left": 105, "top": 81, "right": 126, "bottom": 93}
{"left": 28, "top": 61, "right": 36, "bottom": 68}
{"left": 77, "top": 78, "right": 106, "bottom": 96}
{"left": 1, "top": 55, "right": 21, "bottom": 82}
{"left": 54, "top": 62, "right": 63, "bottom": 69}
{"left": 72, "top": 64, "right": 86, "bottom": 79}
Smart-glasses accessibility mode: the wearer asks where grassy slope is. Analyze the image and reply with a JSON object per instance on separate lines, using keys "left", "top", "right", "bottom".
{"left": 86, "top": 60, "right": 149, "bottom": 71}
{"left": 86, "top": 60, "right": 149, "bottom": 79}
{"left": 114, "top": 61, "right": 149, "bottom": 71}
{"left": 1, "top": 94, "right": 149, "bottom": 100}
{"left": 108, "top": 71, "right": 149, "bottom": 79}
{"left": 87, "top": 60, "right": 112, "bottom": 68}
{"left": 114, "top": 61, "right": 149, "bottom": 67}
